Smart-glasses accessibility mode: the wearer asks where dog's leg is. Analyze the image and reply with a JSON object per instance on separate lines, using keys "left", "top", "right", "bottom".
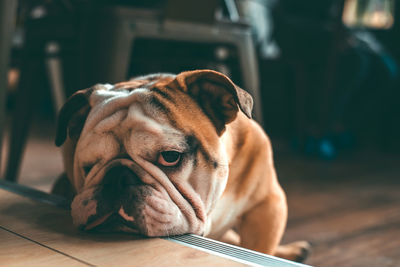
{"left": 238, "top": 189, "right": 287, "bottom": 256}
{"left": 237, "top": 188, "right": 310, "bottom": 262}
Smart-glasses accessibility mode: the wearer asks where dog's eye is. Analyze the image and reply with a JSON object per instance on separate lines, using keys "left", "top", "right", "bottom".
{"left": 158, "top": 151, "right": 181, "bottom": 167}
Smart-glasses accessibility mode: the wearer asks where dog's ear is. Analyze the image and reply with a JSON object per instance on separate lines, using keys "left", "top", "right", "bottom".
{"left": 55, "top": 87, "right": 94, "bottom": 147}
{"left": 172, "top": 69, "right": 253, "bottom": 133}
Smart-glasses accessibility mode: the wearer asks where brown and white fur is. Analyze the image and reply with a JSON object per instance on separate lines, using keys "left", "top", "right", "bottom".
{"left": 54, "top": 70, "right": 310, "bottom": 262}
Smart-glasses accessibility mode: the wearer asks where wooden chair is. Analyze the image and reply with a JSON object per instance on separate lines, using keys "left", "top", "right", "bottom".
{"left": 77, "top": 1, "right": 263, "bottom": 123}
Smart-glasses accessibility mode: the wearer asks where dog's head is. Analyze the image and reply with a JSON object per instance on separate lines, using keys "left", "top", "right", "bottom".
{"left": 55, "top": 70, "right": 253, "bottom": 236}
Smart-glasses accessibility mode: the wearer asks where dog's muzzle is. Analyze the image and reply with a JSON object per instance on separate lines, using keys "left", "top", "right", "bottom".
{"left": 74, "top": 164, "right": 151, "bottom": 232}
{"left": 71, "top": 158, "right": 206, "bottom": 236}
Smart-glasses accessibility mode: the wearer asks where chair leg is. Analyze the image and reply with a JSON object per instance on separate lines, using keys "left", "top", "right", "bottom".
{"left": 0, "top": 0, "right": 18, "bottom": 177}
{"left": 45, "top": 42, "right": 66, "bottom": 113}
{"left": 105, "top": 21, "right": 134, "bottom": 83}
{"left": 5, "top": 58, "right": 42, "bottom": 182}
{"left": 236, "top": 33, "right": 264, "bottom": 127}
{"left": 79, "top": 18, "right": 134, "bottom": 84}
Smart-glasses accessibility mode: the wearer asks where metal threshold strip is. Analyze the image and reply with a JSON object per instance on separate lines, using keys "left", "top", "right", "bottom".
{"left": 0, "top": 180, "right": 311, "bottom": 267}
{"left": 164, "top": 234, "right": 310, "bottom": 267}
{"left": 0, "top": 179, "right": 70, "bottom": 209}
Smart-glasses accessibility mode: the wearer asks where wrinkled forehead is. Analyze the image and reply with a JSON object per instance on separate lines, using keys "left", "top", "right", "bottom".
{"left": 89, "top": 74, "right": 175, "bottom": 109}
{"left": 81, "top": 81, "right": 178, "bottom": 142}
{"left": 78, "top": 75, "right": 220, "bottom": 159}
{"left": 84, "top": 75, "right": 173, "bottom": 131}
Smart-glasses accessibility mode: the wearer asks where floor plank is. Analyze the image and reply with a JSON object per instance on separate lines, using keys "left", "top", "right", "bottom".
{"left": 311, "top": 223, "right": 400, "bottom": 267}
{"left": 0, "top": 227, "right": 87, "bottom": 267}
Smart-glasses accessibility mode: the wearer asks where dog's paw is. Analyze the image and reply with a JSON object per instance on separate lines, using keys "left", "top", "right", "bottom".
{"left": 275, "top": 240, "right": 312, "bottom": 263}
{"left": 293, "top": 241, "right": 312, "bottom": 263}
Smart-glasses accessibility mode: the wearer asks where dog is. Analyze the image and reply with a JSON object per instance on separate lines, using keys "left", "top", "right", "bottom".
{"left": 54, "top": 69, "right": 310, "bottom": 262}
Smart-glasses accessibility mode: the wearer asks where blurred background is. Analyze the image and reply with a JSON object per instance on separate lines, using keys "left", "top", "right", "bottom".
{"left": 1, "top": 0, "right": 399, "bottom": 266}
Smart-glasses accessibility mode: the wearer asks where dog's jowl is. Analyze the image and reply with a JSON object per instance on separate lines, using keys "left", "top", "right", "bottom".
{"left": 54, "top": 69, "right": 310, "bottom": 262}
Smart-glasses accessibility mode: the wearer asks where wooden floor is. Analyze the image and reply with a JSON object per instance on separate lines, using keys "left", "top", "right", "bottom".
{"left": 0, "top": 187, "right": 252, "bottom": 267}
{"left": 275, "top": 149, "right": 400, "bottom": 267}
{"left": 2, "top": 119, "right": 400, "bottom": 267}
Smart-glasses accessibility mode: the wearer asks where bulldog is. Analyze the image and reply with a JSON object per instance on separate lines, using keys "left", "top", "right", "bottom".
{"left": 54, "top": 69, "right": 310, "bottom": 262}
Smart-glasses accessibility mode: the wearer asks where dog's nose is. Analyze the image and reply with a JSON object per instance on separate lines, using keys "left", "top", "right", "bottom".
{"left": 101, "top": 165, "right": 143, "bottom": 198}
